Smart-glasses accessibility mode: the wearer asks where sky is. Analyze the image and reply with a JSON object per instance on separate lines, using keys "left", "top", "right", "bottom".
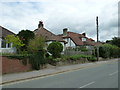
{"left": 0, "top": 0, "right": 119, "bottom": 42}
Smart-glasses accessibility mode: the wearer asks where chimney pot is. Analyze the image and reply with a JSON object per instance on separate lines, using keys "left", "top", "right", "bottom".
{"left": 38, "top": 21, "right": 44, "bottom": 28}
{"left": 82, "top": 33, "right": 86, "bottom": 37}
{"left": 63, "top": 28, "right": 68, "bottom": 36}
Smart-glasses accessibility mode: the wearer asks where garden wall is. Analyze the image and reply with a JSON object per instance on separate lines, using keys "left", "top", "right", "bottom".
{"left": 0, "top": 56, "right": 32, "bottom": 74}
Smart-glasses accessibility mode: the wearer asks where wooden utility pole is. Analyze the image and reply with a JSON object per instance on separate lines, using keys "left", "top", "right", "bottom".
{"left": 96, "top": 16, "right": 99, "bottom": 61}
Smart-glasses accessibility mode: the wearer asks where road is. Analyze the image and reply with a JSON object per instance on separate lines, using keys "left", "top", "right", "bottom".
{"left": 2, "top": 60, "right": 118, "bottom": 88}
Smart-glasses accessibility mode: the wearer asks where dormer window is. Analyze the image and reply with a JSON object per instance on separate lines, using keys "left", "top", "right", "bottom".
{"left": 82, "top": 38, "right": 86, "bottom": 41}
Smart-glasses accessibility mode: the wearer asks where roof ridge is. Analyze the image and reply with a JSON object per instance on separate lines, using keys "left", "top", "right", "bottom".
{"left": 0, "top": 26, "right": 16, "bottom": 35}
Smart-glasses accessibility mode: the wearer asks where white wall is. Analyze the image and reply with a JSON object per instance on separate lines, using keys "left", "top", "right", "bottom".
{"left": 64, "top": 38, "right": 76, "bottom": 48}
{"left": 0, "top": 48, "right": 16, "bottom": 53}
{"left": 0, "top": 38, "right": 16, "bottom": 53}
{"left": 86, "top": 45, "right": 94, "bottom": 50}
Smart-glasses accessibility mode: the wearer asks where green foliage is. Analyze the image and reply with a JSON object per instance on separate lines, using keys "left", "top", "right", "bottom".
{"left": 7, "top": 53, "right": 30, "bottom": 60}
{"left": 106, "top": 37, "right": 120, "bottom": 47}
{"left": 99, "top": 44, "right": 119, "bottom": 58}
{"left": 47, "top": 42, "right": 63, "bottom": 58}
{"left": 17, "top": 30, "right": 35, "bottom": 51}
{"left": 69, "top": 54, "right": 94, "bottom": 61}
{"left": 27, "top": 36, "right": 45, "bottom": 52}
{"left": 60, "top": 54, "right": 94, "bottom": 61}
{"left": 52, "top": 58, "right": 61, "bottom": 62}
{"left": 87, "top": 56, "right": 97, "bottom": 62}
{"left": 5, "top": 35, "right": 24, "bottom": 53}
{"left": 27, "top": 36, "right": 46, "bottom": 70}
{"left": 29, "top": 50, "right": 46, "bottom": 70}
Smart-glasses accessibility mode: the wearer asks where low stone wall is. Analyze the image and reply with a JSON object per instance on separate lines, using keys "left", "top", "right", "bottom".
{"left": 50, "top": 58, "right": 89, "bottom": 66}
{"left": 0, "top": 56, "right": 32, "bottom": 74}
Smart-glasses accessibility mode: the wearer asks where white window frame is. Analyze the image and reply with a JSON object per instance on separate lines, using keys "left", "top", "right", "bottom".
{"left": 82, "top": 38, "right": 86, "bottom": 41}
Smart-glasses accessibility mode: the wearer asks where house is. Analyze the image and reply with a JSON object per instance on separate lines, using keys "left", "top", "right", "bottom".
{"left": 0, "top": 26, "right": 16, "bottom": 53}
{"left": 33, "top": 21, "right": 67, "bottom": 51}
{"left": 58, "top": 28, "right": 96, "bottom": 50}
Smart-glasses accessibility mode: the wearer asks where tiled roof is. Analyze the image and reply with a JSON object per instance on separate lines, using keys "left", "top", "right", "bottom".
{"left": 34, "top": 27, "right": 66, "bottom": 43}
{"left": 59, "top": 32, "right": 96, "bottom": 46}
{"left": 0, "top": 26, "right": 15, "bottom": 38}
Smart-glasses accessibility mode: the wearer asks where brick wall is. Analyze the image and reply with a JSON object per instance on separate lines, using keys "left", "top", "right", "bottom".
{"left": 0, "top": 56, "right": 32, "bottom": 74}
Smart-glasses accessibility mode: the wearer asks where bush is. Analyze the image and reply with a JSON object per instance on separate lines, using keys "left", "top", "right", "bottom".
{"left": 27, "top": 36, "right": 45, "bottom": 52}
{"left": 87, "top": 56, "right": 97, "bottom": 62}
{"left": 99, "top": 44, "right": 119, "bottom": 58}
{"left": 7, "top": 54, "right": 30, "bottom": 60}
{"left": 47, "top": 42, "right": 63, "bottom": 58}
{"left": 29, "top": 50, "right": 46, "bottom": 70}
{"left": 66, "top": 54, "right": 92, "bottom": 61}
{"left": 69, "top": 55, "right": 82, "bottom": 60}
{"left": 27, "top": 36, "right": 46, "bottom": 70}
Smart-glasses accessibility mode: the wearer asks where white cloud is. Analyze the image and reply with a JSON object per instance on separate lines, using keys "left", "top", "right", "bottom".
{"left": 0, "top": 0, "right": 119, "bottom": 42}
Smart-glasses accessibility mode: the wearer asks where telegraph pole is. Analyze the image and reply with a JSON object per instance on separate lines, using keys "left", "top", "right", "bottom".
{"left": 96, "top": 16, "right": 99, "bottom": 61}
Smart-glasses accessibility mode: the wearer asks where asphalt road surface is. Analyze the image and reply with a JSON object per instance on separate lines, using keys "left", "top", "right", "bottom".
{"left": 2, "top": 60, "right": 118, "bottom": 88}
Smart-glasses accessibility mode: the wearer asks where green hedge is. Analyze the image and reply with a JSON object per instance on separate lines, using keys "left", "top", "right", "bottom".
{"left": 99, "top": 44, "right": 120, "bottom": 58}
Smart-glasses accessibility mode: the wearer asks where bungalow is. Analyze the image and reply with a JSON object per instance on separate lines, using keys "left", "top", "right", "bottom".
{"left": 58, "top": 28, "right": 96, "bottom": 50}
{"left": 0, "top": 26, "right": 16, "bottom": 53}
{"left": 33, "top": 21, "right": 67, "bottom": 51}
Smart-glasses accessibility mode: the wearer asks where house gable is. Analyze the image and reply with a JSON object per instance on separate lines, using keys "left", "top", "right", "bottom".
{"left": 58, "top": 28, "right": 96, "bottom": 47}
{"left": 0, "top": 26, "right": 15, "bottom": 38}
{"left": 34, "top": 21, "right": 66, "bottom": 43}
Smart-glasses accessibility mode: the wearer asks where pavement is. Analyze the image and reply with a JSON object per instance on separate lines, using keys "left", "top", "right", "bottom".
{"left": 1, "top": 58, "right": 119, "bottom": 86}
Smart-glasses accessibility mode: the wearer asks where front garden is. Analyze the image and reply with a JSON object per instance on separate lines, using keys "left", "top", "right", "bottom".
{"left": 2, "top": 30, "right": 120, "bottom": 74}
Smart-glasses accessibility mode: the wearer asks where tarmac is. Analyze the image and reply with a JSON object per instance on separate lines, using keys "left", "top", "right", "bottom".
{"left": 1, "top": 58, "right": 118, "bottom": 85}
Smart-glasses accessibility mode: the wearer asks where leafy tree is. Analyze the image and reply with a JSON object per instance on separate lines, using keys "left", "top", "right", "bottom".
{"left": 17, "top": 30, "right": 35, "bottom": 51}
{"left": 28, "top": 36, "right": 46, "bottom": 70}
{"left": 47, "top": 42, "right": 63, "bottom": 58}
{"left": 5, "top": 35, "right": 24, "bottom": 53}
{"left": 27, "top": 36, "right": 45, "bottom": 52}
{"left": 99, "top": 44, "right": 119, "bottom": 58}
{"left": 106, "top": 37, "right": 120, "bottom": 47}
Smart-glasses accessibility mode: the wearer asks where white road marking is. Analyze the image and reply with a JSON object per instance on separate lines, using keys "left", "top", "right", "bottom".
{"left": 109, "top": 71, "right": 118, "bottom": 76}
{"left": 79, "top": 81, "right": 95, "bottom": 88}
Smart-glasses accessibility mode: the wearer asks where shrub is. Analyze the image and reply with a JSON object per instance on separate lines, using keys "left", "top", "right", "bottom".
{"left": 67, "top": 54, "right": 92, "bottom": 61}
{"left": 29, "top": 50, "right": 46, "bottom": 70}
{"left": 27, "top": 36, "right": 45, "bottom": 52}
{"left": 27, "top": 36, "right": 46, "bottom": 70}
{"left": 47, "top": 42, "right": 63, "bottom": 58}
{"left": 87, "top": 56, "right": 97, "bottom": 62}
{"left": 99, "top": 44, "right": 119, "bottom": 58}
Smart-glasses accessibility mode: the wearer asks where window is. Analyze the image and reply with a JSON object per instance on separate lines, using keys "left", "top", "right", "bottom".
{"left": 82, "top": 38, "right": 86, "bottom": 41}
{"left": 8, "top": 43, "right": 11, "bottom": 48}
{"left": 2, "top": 40, "right": 6, "bottom": 48}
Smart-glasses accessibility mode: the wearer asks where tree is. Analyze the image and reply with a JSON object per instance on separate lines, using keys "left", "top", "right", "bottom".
{"left": 5, "top": 35, "right": 24, "bottom": 53}
{"left": 27, "top": 36, "right": 45, "bottom": 52}
{"left": 99, "top": 44, "right": 119, "bottom": 58}
{"left": 106, "top": 37, "right": 120, "bottom": 47}
{"left": 47, "top": 42, "right": 63, "bottom": 58}
{"left": 17, "top": 30, "right": 35, "bottom": 51}
{"left": 27, "top": 36, "right": 46, "bottom": 70}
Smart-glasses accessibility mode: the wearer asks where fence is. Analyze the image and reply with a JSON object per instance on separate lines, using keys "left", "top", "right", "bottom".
{"left": 64, "top": 49, "right": 93, "bottom": 56}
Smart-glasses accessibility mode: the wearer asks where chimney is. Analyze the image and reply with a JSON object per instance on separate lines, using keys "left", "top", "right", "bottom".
{"left": 63, "top": 28, "right": 68, "bottom": 36}
{"left": 38, "top": 21, "right": 44, "bottom": 28}
{"left": 82, "top": 33, "right": 86, "bottom": 37}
